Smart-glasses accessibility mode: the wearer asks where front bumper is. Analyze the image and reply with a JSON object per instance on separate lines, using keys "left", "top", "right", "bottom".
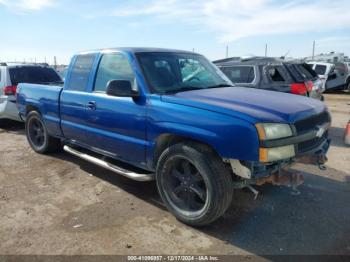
{"left": 230, "top": 135, "right": 331, "bottom": 189}
{"left": 296, "top": 137, "right": 330, "bottom": 168}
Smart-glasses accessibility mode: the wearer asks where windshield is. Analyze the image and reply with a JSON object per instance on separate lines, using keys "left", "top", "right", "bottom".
{"left": 136, "top": 52, "right": 232, "bottom": 94}
{"left": 9, "top": 66, "right": 62, "bottom": 86}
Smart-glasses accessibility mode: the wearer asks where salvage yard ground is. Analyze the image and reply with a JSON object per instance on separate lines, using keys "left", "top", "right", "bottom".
{"left": 0, "top": 93, "right": 349, "bottom": 256}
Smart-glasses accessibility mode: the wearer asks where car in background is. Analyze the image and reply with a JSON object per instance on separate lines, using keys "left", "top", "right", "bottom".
{"left": 0, "top": 63, "right": 62, "bottom": 122}
{"left": 307, "top": 61, "right": 350, "bottom": 92}
{"left": 214, "top": 57, "right": 324, "bottom": 100}
{"left": 346, "top": 62, "right": 350, "bottom": 72}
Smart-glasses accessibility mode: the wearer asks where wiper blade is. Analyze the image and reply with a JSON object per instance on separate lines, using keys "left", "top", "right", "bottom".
{"left": 206, "top": 83, "right": 234, "bottom": 88}
{"left": 163, "top": 86, "right": 203, "bottom": 94}
{"left": 162, "top": 83, "right": 233, "bottom": 94}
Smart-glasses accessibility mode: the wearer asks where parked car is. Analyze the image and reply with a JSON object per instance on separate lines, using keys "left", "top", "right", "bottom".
{"left": 307, "top": 61, "right": 350, "bottom": 92}
{"left": 214, "top": 57, "right": 324, "bottom": 100}
{"left": 346, "top": 62, "right": 350, "bottom": 72}
{"left": 17, "top": 48, "right": 331, "bottom": 226}
{"left": 0, "top": 63, "right": 62, "bottom": 122}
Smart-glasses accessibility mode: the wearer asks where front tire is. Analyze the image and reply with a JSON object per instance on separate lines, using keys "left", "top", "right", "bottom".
{"left": 346, "top": 81, "right": 350, "bottom": 93}
{"left": 25, "top": 111, "right": 61, "bottom": 154}
{"left": 156, "top": 142, "right": 233, "bottom": 226}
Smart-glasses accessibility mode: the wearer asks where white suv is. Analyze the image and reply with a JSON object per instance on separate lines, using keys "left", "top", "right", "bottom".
{"left": 0, "top": 63, "right": 62, "bottom": 122}
{"left": 307, "top": 61, "right": 350, "bottom": 92}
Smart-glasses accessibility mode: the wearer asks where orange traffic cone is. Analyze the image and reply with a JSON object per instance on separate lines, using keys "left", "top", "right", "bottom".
{"left": 345, "top": 121, "right": 350, "bottom": 146}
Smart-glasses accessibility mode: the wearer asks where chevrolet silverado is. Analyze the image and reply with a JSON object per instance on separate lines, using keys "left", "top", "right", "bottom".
{"left": 17, "top": 48, "right": 331, "bottom": 226}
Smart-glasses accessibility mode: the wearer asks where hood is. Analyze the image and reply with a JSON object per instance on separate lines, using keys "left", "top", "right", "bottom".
{"left": 161, "top": 87, "right": 326, "bottom": 123}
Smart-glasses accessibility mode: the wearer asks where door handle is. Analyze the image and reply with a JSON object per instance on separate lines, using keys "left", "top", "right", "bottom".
{"left": 86, "top": 101, "right": 96, "bottom": 110}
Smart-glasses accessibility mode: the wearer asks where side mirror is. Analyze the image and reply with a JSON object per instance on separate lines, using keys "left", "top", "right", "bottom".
{"left": 106, "top": 80, "right": 139, "bottom": 97}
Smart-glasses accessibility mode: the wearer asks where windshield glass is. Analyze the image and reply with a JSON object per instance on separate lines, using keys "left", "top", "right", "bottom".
{"left": 136, "top": 52, "right": 232, "bottom": 94}
{"left": 9, "top": 66, "right": 62, "bottom": 85}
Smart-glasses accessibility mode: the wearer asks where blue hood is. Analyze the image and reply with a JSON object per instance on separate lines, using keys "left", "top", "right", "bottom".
{"left": 161, "top": 87, "right": 326, "bottom": 123}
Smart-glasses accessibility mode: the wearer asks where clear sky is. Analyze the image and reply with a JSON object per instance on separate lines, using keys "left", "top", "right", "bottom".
{"left": 1, "top": 0, "right": 350, "bottom": 65}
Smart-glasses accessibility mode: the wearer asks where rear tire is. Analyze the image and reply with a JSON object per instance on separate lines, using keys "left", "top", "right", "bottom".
{"left": 156, "top": 142, "right": 233, "bottom": 226}
{"left": 25, "top": 111, "right": 61, "bottom": 154}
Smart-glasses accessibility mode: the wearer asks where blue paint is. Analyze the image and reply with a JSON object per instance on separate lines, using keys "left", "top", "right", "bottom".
{"left": 16, "top": 48, "right": 327, "bottom": 171}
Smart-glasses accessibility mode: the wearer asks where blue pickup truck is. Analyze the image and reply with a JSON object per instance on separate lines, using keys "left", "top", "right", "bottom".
{"left": 17, "top": 48, "right": 331, "bottom": 226}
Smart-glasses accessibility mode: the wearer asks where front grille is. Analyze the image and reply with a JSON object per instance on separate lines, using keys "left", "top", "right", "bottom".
{"left": 294, "top": 111, "right": 331, "bottom": 134}
{"left": 294, "top": 111, "right": 330, "bottom": 154}
{"left": 297, "top": 131, "right": 328, "bottom": 153}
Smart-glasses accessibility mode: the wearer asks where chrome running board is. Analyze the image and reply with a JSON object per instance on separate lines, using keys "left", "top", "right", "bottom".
{"left": 63, "top": 145, "right": 154, "bottom": 181}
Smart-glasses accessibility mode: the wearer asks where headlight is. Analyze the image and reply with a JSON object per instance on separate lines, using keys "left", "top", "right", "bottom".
{"left": 256, "top": 123, "right": 293, "bottom": 140}
{"left": 259, "top": 145, "right": 295, "bottom": 162}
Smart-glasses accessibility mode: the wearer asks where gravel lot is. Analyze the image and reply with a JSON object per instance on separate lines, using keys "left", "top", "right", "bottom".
{"left": 0, "top": 93, "right": 349, "bottom": 256}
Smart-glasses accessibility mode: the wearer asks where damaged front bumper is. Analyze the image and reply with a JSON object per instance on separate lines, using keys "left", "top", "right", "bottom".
{"left": 296, "top": 138, "right": 330, "bottom": 170}
{"left": 228, "top": 137, "right": 331, "bottom": 190}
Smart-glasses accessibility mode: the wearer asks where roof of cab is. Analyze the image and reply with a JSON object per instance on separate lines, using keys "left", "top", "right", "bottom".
{"left": 77, "top": 47, "right": 198, "bottom": 55}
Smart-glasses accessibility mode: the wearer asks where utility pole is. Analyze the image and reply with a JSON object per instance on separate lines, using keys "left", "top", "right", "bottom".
{"left": 312, "top": 40, "right": 315, "bottom": 60}
{"left": 54, "top": 56, "right": 57, "bottom": 69}
{"left": 265, "top": 43, "right": 268, "bottom": 57}
{"left": 226, "top": 44, "right": 229, "bottom": 58}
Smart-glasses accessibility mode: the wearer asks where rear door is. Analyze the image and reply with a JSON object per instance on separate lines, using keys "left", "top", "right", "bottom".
{"left": 60, "top": 53, "right": 98, "bottom": 145}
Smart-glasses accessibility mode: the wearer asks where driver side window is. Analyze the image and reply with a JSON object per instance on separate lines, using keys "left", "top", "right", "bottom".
{"left": 94, "top": 53, "right": 135, "bottom": 93}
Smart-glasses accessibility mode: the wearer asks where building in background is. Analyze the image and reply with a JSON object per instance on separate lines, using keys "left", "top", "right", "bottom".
{"left": 306, "top": 52, "right": 346, "bottom": 63}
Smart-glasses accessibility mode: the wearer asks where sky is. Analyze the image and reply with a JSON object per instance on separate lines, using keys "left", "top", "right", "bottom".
{"left": 0, "top": 0, "right": 350, "bottom": 65}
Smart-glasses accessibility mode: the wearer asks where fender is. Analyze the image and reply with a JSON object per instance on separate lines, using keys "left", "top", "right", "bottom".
{"left": 146, "top": 119, "right": 259, "bottom": 170}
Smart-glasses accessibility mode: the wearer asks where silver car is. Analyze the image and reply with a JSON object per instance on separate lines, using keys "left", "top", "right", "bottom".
{"left": 307, "top": 61, "right": 350, "bottom": 92}
{"left": 0, "top": 63, "right": 62, "bottom": 122}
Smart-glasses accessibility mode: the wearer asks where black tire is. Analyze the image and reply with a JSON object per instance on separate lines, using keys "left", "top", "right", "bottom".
{"left": 25, "top": 111, "right": 61, "bottom": 154}
{"left": 346, "top": 80, "right": 350, "bottom": 93}
{"left": 156, "top": 142, "right": 233, "bottom": 226}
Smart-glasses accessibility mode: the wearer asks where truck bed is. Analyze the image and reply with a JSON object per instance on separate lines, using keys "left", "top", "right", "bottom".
{"left": 17, "top": 83, "right": 64, "bottom": 137}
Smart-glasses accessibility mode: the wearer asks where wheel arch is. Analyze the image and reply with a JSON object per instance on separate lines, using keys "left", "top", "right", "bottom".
{"left": 346, "top": 75, "right": 350, "bottom": 84}
{"left": 26, "top": 105, "right": 40, "bottom": 115}
{"left": 152, "top": 133, "right": 219, "bottom": 169}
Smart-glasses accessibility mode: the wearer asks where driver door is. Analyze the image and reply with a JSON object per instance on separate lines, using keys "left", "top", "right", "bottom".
{"left": 82, "top": 53, "right": 147, "bottom": 165}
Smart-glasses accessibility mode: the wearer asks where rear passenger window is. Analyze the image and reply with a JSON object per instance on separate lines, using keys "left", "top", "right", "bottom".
{"left": 221, "top": 66, "right": 255, "bottom": 83}
{"left": 268, "top": 67, "right": 285, "bottom": 82}
{"left": 94, "top": 53, "right": 135, "bottom": 93}
{"left": 67, "top": 54, "right": 96, "bottom": 91}
{"left": 9, "top": 66, "right": 61, "bottom": 85}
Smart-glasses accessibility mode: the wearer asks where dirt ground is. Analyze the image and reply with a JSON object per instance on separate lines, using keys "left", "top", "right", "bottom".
{"left": 0, "top": 93, "right": 349, "bottom": 256}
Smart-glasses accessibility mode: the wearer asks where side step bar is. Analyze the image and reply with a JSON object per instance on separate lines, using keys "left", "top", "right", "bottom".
{"left": 63, "top": 145, "right": 155, "bottom": 182}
